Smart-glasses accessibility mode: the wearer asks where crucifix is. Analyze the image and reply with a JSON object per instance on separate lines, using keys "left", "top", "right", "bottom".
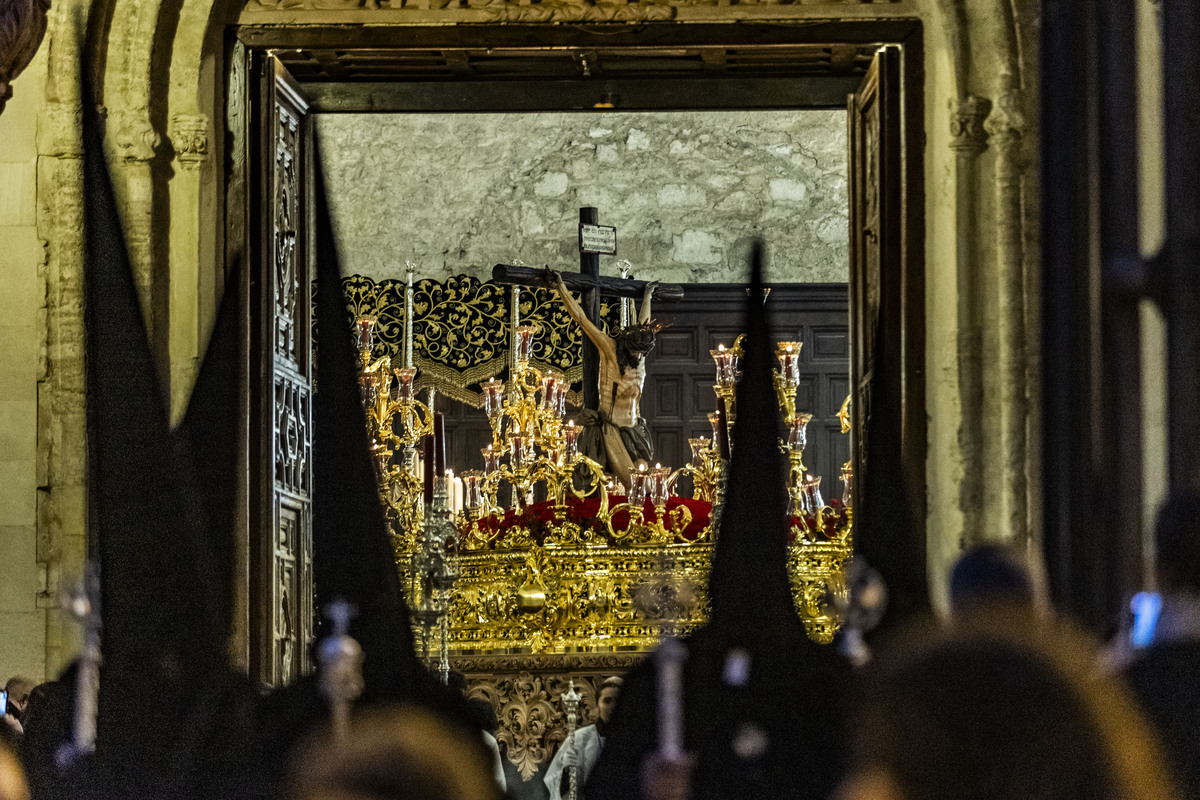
{"left": 492, "top": 207, "right": 683, "bottom": 412}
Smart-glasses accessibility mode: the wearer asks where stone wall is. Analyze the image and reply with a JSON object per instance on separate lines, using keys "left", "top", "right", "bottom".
{"left": 316, "top": 109, "right": 847, "bottom": 285}
{"left": 0, "top": 45, "right": 48, "bottom": 683}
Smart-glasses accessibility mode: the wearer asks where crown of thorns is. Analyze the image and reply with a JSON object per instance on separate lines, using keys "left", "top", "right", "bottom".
{"left": 615, "top": 320, "right": 664, "bottom": 347}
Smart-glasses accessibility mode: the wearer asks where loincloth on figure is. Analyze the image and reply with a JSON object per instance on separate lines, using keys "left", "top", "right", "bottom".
{"left": 578, "top": 408, "right": 652, "bottom": 488}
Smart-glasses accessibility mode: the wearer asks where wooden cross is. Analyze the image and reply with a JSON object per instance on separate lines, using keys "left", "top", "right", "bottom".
{"left": 492, "top": 207, "right": 683, "bottom": 411}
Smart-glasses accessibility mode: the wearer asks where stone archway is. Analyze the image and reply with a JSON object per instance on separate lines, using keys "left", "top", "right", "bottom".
{"left": 24, "top": 0, "right": 1039, "bottom": 678}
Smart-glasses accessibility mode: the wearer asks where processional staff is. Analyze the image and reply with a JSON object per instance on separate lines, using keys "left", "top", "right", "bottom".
{"left": 656, "top": 637, "right": 687, "bottom": 763}
{"left": 58, "top": 563, "right": 101, "bottom": 769}
{"left": 318, "top": 599, "right": 364, "bottom": 744}
{"left": 561, "top": 679, "right": 583, "bottom": 800}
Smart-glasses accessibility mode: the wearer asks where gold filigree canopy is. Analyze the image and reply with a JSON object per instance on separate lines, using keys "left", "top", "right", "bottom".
{"left": 342, "top": 274, "right": 619, "bottom": 407}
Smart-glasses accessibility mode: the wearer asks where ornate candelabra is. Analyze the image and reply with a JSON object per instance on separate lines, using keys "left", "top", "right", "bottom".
{"left": 355, "top": 310, "right": 435, "bottom": 545}
{"left": 611, "top": 463, "right": 693, "bottom": 546}
{"left": 459, "top": 325, "right": 611, "bottom": 549}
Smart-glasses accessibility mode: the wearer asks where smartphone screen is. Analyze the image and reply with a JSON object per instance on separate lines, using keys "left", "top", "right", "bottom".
{"left": 0, "top": 690, "right": 7, "bottom": 716}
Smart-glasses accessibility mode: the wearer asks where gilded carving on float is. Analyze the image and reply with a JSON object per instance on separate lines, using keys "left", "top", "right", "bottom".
{"left": 467, "top": 671, "right": 602, "bottom": 780}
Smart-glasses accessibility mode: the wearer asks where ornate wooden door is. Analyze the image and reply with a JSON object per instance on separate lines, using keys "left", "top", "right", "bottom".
{"left": 251, "top": 55, "right": 314, "bottom": 687}
{"left": 848, "top": 45, "right": 926, "bottom": 615}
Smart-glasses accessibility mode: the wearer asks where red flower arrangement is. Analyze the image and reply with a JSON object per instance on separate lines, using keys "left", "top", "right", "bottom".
{"left": 462, "top": 494, "right": 849, "bottom": 548}
{"left": 461, "top": 494, "right": 715, "bottom": 546}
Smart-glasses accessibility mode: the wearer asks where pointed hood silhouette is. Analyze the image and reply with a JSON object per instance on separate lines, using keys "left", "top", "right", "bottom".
{"left": 586, "top": 243, "right": 850, "bottom": 800}
{"left": 309, "top": 138, "right": 425, "bottom": 703}
{"left": 80, "top": 62, "right": 262, "bottom": 799}
{"left": 706, "top": 243, "right": 798, "bottom": 633}
{"left": 173, "top": 263, "right": 243, "bottom": 640}
{"left": 259, "top": 138, "right": 467, "bottom": 793}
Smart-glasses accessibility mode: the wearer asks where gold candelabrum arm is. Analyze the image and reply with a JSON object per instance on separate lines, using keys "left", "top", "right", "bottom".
{"left": 773, "top": 371, "right": 798, "bottom": 427}
{"left": 386, "top": 399, "right": 435, "bottom": 447}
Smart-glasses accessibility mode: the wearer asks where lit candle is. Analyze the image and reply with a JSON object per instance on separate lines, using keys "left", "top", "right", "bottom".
{"left": 463, "top": 471, "right": 484, "bottom": 510}
{"left": 372, "top": 439, "right": 390, "bottom": 478}
{"left": 354, "top": 315, "right": 377, "bottom": 355}
{"left": 563, "top": 420, "right": 579, "bottom": 461}
{"left": 483, "top": 378, "right": 504, "bottom": 418}
{"left": 540, "top": 372, "right": 560, "bottom": 411}
{"left": 514, "top": 325, "right": 536, "bottom": 364}
{"left": 651, "top": 463, "right": 670, "bottom": 507}
{"left": 688, "top": 437, "right": 709, "bottom": 468}
{"left": 482, "top": 444, "right": 499, "bottom": 476}
{"left": 776, "top": 342, "right": 802, "bottom": 384}
{"left": 629, "top": 463, "right": 648, "bottom": 508}
{"left": 394, "top": 366, "right": 416, "bottom": 403}
{"left": 358, "top": 373, "right": 376, "bottom": 407}
{"left": 510, "top": 434, "right": 526, "bottom": 470}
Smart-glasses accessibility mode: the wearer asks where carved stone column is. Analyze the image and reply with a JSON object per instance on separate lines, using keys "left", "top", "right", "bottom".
{"left": 166, "top": 113, "right": 210, "bottom": 420}
{"left": 985, "top": 89, "right": 1031, "bottom": 544}
{"left": 110, "top": 109, "right": 167, "bottom": 382}
{"left": 0, "top": 0, "right": 50, "bottom": 116}
{"left": 949, "top": 95, "right": 991, "bottom": 546}
{"left": 36, "top": 92, "right": 87, "bottom": 676}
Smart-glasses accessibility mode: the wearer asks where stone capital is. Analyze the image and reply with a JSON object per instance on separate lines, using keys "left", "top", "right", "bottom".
{"left": 112, "top": 110, "right": 162, "bottom": 163}
{"left": 170, "top": 113, "right": 209, "bottom": 169}
{"left": 984, "top": 89, "right": 1026, "bottom": 147}
{"left": 949, "top": 95, "right": 992, "bottom": 155}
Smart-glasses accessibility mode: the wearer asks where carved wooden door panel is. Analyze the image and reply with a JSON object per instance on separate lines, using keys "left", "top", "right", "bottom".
{"left": 252, "top": 55, "right": 314, "bottom": 688}
{"left": 848, "top": 46, "right": 920, "bottom": 609}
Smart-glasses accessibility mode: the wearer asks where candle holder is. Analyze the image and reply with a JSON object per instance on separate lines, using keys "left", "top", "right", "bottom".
{"left": 773, "top": 341, "right": 803, "bottom": 427}
{"left": 563, "top": 421, "right": 580, "bottom": 462}
{"left": 514, "top": 325, "right": 536, "bottom": 366}
{"left": 483, "top": 378, "right": 504, "bottom": 420}
{"left": 610, "top": 464, "right": 693, "bottom": 546}
{"left": 354, "top": 314, "right": 435, "bottom": 549}
{"left": 482, "top": 445, "right": 500, "bottom": 476}
{"left": 394, "top": 366, "right": 416, "bottom": 403}
{"left": 354, "top": 314, "right": 378, "bottom": 367}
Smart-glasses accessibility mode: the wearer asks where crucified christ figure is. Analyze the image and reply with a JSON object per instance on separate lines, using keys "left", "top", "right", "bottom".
{"left": 548, "top": 269, "right": 661, "bottom": 490}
